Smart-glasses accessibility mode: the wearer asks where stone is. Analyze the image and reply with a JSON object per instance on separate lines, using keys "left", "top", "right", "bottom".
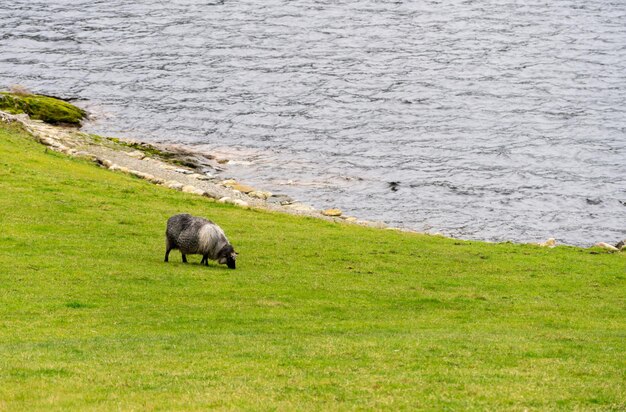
{"left": 126, "top": 150, "right": 145, "bottom": 159}
{"left": 322, "top": 208, "right": 342, "bottom": 217}
{"left": 182, "top": 185, "right": 198, "bottom": 193}
{"left": 223, "top": 181, "right": 255, "bottom": 193}
{"left": 232, "top": 199, "right": 249, "bottom": 207}
{"left": 218, "top": 197, "right": 232, "bottom": 204}
{"left": 285, "top": 203, "right": 316, "bottom": 212}
{"left": 615, "top": 240, "right": 625, "bottom": 251}
{"left": 73, "top": 150, "right": 94, "bottom": 159}
{"left": 174, "top": 168, "right": 193, "bottom": 175}
{"left": 166, "top": 181, "right": 184, "bottom": 191}
{"left": 196, "top": 174, "right": 215, "bottom": 181}
{"left": 202, "top": 192, "right": 218, "bottom": 200}
{"left": 149, "top": 177, "right": 165, "bottom": 185}
{"left": 101, "top": 159, "right": 113, "bottom": 168}
{"left": 192, "top": 189, "right": 206, "bottom": 196}
{"left": 249, "top": 191, "right": 272, "bottom": 200}
{"left": 344, "top": 217, "right": 358, "bottom": 223}
{"left": 595, "top": 242, "right": 619, "bottom": 252}
{"left": 539, "top": 238, "right": 556, "bottom": 248}
{"left": 108, "top": 164, "right": 121, "bottom": 171}
{"left": 129, "top": 170, "right": 146, "bottom": 179}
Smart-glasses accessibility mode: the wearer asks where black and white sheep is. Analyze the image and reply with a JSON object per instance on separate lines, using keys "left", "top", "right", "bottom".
{"left": 165, "top": 214, "right": 237, "bottom": 269}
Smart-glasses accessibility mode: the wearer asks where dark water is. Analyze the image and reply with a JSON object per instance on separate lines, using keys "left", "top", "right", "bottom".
{"left": 2, "top": 0, "right": 625, "bottom": 245}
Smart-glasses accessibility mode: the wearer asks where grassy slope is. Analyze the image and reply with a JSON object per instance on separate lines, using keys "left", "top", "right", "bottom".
{"left": 0, "top": 122, "right": 624, "bottom": 411}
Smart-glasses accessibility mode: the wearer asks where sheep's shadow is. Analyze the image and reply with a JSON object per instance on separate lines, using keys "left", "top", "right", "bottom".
{"left": 163, "top": 257, "right": 231, "bottom": 270}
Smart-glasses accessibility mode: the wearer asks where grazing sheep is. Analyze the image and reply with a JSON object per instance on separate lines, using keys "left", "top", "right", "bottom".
{"left": 165, "top": 213, "right": 237, "bottom": 269}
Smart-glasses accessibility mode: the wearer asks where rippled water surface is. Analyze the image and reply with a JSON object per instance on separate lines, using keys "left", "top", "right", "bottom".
{"left": 2, "top": 0, "right": 625, "bottom": 245}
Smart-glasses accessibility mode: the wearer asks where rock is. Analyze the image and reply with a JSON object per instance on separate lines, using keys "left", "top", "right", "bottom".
{"left": 202, "top": 190, "right": 221, "bottom": 199}
{"left": 129, "top": 170, "right": 147, "bottom": 178}
{"left": 322, "top": 208, "right": 342, "bottom": 217}
{"left": 222, "top": 180, "right": 255, "bottom": 193}
{"left": 126, "top": 150, "right": 145, "bottom": 160}
{"left": 101, "top": 159, "right": 113, "bottom": 168}
{"left": 595, "top": 242, "right": 619, "bottom": 252}
{"left": 345, "top": 217, "right": 358, "bottom": 223}
{"left": 165, "top": 181, "right": 184, "bottom": 191}
{"left": 232, "top": 199, "right": 249, "bottom": 207}
{"left": 73, "top": 150, "right": 94, "bottom": 159}
{"left": 196, "top": 174, "right": 215, "bottom": 181}
{"left": 118, "top": 166, "right": 130, "bottom": 174}
{"left": 192, "top": 189, "right": 206, "bottom": 196}
{"left": 182, "top": 185, "right": 198, "bottom": 193}
{"left": 217, "top": 197, "right": 248, "bottom": 207}
{"left": 249, "top": 191, "right": 272, "bottom": 200}
{"left": 539, "top": 238, "right": 557, "bottom": 248}
{"left": 149, "top": 176, "right": 165, "bottom": 185}
{"left": 108, "top": 164, "right": 121, "bottom": 171}
{"left": 217, "top": 158, "right": 229, "bottom": 164}
{"left": 285, "top": 203, "right": 316, "bottom": 212}
{"left": 615, "top": 240, "right": 625, "bottom": 251}
{"left": 174, "top": 168, "right": 193, "bottom": 175}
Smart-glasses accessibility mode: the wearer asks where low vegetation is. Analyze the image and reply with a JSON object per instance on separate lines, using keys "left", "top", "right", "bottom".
{"left": 0, "top": 92, "right": 86, "bottom": 125}
{"left": 0, "top": 121, "right": 624, "bottom": 410}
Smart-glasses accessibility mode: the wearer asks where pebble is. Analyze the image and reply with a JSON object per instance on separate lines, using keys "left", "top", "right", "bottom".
{"left": 595, "top": 242, "right": 619, "bottom": 252}
{"left": 539, "top": 238, "right": 557, "bottom": 248}
{"left": 286, "top": 203, "right": 316, "bottom": 212}
{"left": 101, "top": 159, "right": 113, "bottom": 168}
{"left": 174, "top": 168, "right": 193, "bottom": 175}
{"left": 232, "top": 199, "right": 249, "bottom": 207}
{"left": 165, "top": 181, "right": 184, "bottom": 191}
{"left": 322, "top": 208, "right": 342, "bottom": 217}
{"left": 249, "top": 191, "right": 272, "bottom": 200}
{"left": 126, "top": 150, "right": 145, "bottom": 160}
{"left": 182, "top": 185, "right": 198, "bottom": 193}
{"left": 223, "top": 181, "right": 255, "bottom": 193}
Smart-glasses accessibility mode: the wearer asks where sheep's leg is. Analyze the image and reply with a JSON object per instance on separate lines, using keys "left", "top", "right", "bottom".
{"left": 202, "top": 254, "right": 209, "bottom": 266}
{"left": 182, "top": 253, "right": 187, "bottom": 263}
{"left": 164, "top": 239, "right": 171, "bottom": 262}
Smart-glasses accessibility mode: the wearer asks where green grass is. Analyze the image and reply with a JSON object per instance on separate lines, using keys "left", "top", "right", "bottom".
{"left": 0, "top": 121, "right": 624, "bottom": 410}
{"left": 0, "top": 93, "right": 86, "bottom": 125}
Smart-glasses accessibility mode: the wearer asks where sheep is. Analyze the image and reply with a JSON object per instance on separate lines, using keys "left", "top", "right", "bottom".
{"left": 165, "top": 213, "right": 237, "bottom": 269}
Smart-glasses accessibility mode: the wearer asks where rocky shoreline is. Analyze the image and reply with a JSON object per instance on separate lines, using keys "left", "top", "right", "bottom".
{"left": 0, "top": 109, "right": 395, "bottom": 230}
{"left": 2, "top": 108, "right": 624, "bottom": 252}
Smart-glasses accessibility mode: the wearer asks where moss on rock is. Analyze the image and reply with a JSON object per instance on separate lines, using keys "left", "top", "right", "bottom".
{"left": 0, "top": 92, "right": 86, "bottom": 125}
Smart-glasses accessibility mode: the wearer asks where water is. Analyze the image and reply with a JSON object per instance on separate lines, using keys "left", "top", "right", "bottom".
{"left": 1, "top": 0, "right": 625, "bottom": 246}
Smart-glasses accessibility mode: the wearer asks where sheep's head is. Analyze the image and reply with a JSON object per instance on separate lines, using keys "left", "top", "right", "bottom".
{"left": 218, "top": 245, "right": 237, "bottom": 269}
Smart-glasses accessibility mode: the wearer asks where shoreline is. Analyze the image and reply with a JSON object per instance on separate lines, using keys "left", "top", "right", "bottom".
{"left": 0, "top": 109, "right": 400, "bottom": 231}
{"left": 2, "top": 107, "right": 623, "bottom": 252}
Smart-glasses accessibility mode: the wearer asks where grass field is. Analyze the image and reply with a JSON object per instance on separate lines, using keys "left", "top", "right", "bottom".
{"left": 0, "top": 121, "right": 624, "bottom": 410}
